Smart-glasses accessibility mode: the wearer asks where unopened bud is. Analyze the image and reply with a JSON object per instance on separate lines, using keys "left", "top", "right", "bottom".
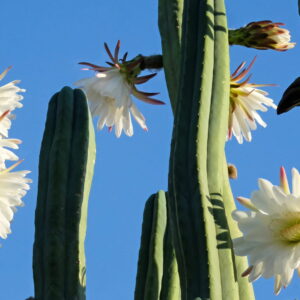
{"left": 229, "top": 21, "right": 295, "bottom": 51}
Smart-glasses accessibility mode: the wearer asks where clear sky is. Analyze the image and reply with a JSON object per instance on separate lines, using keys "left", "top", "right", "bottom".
{"left": 0, "top": 0, "right": 299, "bottom": 299}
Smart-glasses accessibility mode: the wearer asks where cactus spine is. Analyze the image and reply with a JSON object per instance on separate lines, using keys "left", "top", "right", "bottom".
{"left": 33, "top": 87, "right": 96, "bottom": 300}
{"left": 134, "top": 191, "right": 180, "bottom": 300}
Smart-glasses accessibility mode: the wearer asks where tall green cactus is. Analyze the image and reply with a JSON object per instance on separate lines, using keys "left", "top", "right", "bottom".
{"left": 164, "top": 0, "right": 254, "bottom": 299}
{"left": 134, "top": 191, "right": 180, "bottom": 300}
{"left": 33, "top": 87, "right": 96, "bottom": 300}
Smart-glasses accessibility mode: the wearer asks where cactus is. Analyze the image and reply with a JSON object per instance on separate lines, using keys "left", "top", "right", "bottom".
{"left": 33, "top": 87, "right": 96, "bottom": 300}
{"left": 164, "top": 0, "right": 254, "bottom": 299}
{"left": 134, "top": 191, "right": 180, "bottom": 300}
{"left": 158, "top": 0, "right": 183, "bottom": 110}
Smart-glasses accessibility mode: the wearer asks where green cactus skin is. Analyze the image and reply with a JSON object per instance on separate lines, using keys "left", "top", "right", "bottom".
{"left": 159, "top": 193, "right": 181, "bottom": 300}
{"left": 206, "top": 1, "right": 254, "bottom": 298}
{"left": 158, "top": 0, "right": 183, "bottom": 111}
{"left": 134, "top": 191, "right": 180, "bottom": 300}
{"left": 167, "top": 0, "right": 254, "bottom": 299}
{"left": 168, "top": 0, "right": 218, "bottom": 298}
{"left": 206, "top": 0, "right": 240, "bottom": 298}
{"left": 221, "top": 155, "right": 255, "bottom": 300}
{"left": 33, "top": 87, "right": 96, "bottom": 300}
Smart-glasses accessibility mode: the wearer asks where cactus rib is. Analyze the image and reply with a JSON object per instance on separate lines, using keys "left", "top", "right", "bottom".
{"left": 168, "top": 0, "right": 226, "bottom": 298}
{"left": 158, "top": 0, "right": 184, "bottom": 111}
{"left": 135, "top": 191, "right": 180, "bottom": 300}
{"left": 206, "top": 0, "right": 240, "bottom": 298}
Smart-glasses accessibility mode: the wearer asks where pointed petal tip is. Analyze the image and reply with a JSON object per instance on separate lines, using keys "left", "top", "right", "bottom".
{"left": 280, "top": 166, "right": 290, "bottom": 194}
{"left": 242, "top": 266, "right": 253, "bottom": 277}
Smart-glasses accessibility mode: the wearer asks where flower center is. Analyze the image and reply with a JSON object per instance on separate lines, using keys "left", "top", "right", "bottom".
{"left": 280, "top": 222, "right": 300, "bottom": 243}
{"left": 271, "top": 212, "right": 300, "bottom": 243}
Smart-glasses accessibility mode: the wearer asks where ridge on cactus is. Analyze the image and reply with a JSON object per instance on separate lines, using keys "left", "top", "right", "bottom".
{"left": 232, "top": 167, "right": 300, "bottom": 295}
{"left": 228, "top": 57, "right": 277, "bottom": 143}
{"left": 74, "top": 40, "right": 164, "bottom": 138}
{"left": 229, "top": 20, "right": 295, "bottom": 51}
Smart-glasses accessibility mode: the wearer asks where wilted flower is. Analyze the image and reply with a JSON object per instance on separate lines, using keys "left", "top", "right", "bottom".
{"left": 0, "top": 67, "right": 25, "bottom": 137}
{"left": 232, "top": 167, "right": 300, "bottom": 295}
{"left": 0, "top": 161, "right": 31, "bottom": 239}
{"left": 229, "top": 20, "right": 295, "bottom": 51}
{"left": 228, "top": 57, "right": 277, "bottom": 143}
{"left": 277, "top": 77, "right": 300, "bottom": 115}
{"left": 75, "top": 41, "right": 164, "bottom": 138}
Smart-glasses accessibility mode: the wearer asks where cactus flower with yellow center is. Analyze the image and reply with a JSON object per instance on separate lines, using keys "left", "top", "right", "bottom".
{"left": 228, "top": 57, "right": 276, "bottom": 143}
{"left": 232, "top": 167, "right": 300, "bottom": 295}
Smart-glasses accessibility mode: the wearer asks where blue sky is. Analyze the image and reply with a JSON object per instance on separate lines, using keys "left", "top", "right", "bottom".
{"left": 0, "top": 0, "right": 300, "bottom": 299}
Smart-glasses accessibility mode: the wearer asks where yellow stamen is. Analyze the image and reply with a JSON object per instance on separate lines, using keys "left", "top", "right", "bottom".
{"left": 280, "top": 222, "right": 300, "bottom": 243}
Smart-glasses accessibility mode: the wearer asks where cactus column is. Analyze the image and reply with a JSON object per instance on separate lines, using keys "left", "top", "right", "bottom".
{"left": 134, "top": 191, "right": 180, "bottom": 300}
{"left": 165, "top": 0, "right": 254, "bottom": 299}
{"left": 33, "top": 87, "right": 96, "bottom": 300}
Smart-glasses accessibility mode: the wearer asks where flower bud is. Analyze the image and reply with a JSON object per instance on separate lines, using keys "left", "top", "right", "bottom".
{"left": 229, "top": 21, "right": 295, "bottom": 51}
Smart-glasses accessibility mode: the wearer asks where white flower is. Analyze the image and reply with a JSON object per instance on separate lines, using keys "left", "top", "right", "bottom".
{"left": 0, "top": 138, "right": 21, "bottom": 170}
{"left": 0, "top": 161, "right": 31, "bottom": 239}
{"left": 74, "top": 41, "right": 164, "bottom": 138}
{"left": 0, "top": 67, "right": 31, "bottom": 241}
{"left": 228, "top": 57, "right": 277, "bottom": 143}
{"left": 0, "top": 67, "right": 25, "bottom": 137}
{"left": 232, "top": 167, "right": 300, "bottom": 295}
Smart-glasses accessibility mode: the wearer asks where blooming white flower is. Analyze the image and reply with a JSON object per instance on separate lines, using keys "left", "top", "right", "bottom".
{"left": 232, "top": 167, "right": 300, "bottom": 295}
{"left": 0, "top": 67, "right": 31, "bottom": 241}
{"left": 0, "top": 67, "right": 25, "bottom": 137}
{"left": 0, "top": 161, "right": 31, "bottom": 239}
{"left": 75, "top": 41, "right": 164, "bottom": 138}
{"left": 229, "top": 20, "right": 295, "bottom": 51}
{"left": 228, "top": 57, "right": 277, "bottom": 143}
